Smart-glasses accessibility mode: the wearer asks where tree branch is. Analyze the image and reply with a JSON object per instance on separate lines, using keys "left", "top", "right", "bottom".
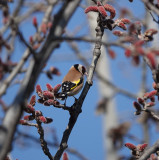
{"left": 0, "top": 0, "right": 81, "bottom": 159}
{"left": 54, "top": 15, "right": 104, "bottom": 160}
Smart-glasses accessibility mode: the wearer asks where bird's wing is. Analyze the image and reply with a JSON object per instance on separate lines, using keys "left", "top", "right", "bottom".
{"left": 62, "top": 77, "right": 83, "bottom": 93}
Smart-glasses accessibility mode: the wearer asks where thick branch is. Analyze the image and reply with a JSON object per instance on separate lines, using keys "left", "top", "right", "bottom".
{"left": 0, "top": 1, "right": 81, "bottom": 159}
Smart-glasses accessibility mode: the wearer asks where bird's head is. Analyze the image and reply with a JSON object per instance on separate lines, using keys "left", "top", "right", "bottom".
{"left": 73, "top": 64, "right": 88, "bottom": 76}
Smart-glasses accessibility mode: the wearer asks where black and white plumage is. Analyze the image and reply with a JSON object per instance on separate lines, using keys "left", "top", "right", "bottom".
{"left": 57, "top": 64, "right": 87, "bottom": 101}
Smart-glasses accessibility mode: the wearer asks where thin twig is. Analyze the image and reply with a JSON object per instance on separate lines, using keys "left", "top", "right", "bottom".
{"left": 35, "top": 117, "right": 53, "bottom": 160}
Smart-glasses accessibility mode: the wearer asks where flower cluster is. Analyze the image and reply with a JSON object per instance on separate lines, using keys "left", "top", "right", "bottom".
{"left": 85, "top": 1, "right": 130, "bottom": 31}
{"left": 62, "top": 152, "right": 69, "bottom": 160}
{"left": 112, "top": 20, "right": 158, "bottom": 68}
{"left": 36, "top": 83, "right": 62, "bottom": 107}
{"left": 85, "top": 1, "right": 115, "bottom": 19}
{"left": 29, "top": 16, "right": 53, "bottom": 50}
{"left": 19, "top": 95, "right": 53, "bottom": 125}
{"left": 133, "top": 82, "right": 158, "bottom": 115}
{"left": 125, "top": 143, "right": 148, "bottom": 159}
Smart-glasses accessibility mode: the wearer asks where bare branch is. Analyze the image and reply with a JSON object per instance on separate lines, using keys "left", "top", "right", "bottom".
{"left": 0, "top": 0, "right": 81, "bottom": 159}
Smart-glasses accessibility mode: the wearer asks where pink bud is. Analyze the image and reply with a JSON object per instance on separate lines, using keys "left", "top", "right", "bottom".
{"left": 146, "top": 102, "right": 155, "bottom": 107}
{"left": 39, "top": 116, "right": 47, "bottom": 123}
{"left": 137, "top": 97, "right": 144, "bottom": 105}
{"left": 36, "top": 85, "right": 42, "bottom": 94}
{"left": 147, "top": 90, "right": 157, "bottom": 98}
{"left": 113, "top": 30, "right": 124, "bottom": 37}
{"left": 30, "top": 95, "right": 36, "bottom": 106}
{"left": 108, "top": 48, "right": 116, "bottom": 59}
{"left": 125, "top": 143, "right": 136, "bottom": 150}
{"left": 29, "top": 36, "right": 33, "bottom": 44}
{"left": 63, "top": 152, "right": 69, "bottom": 160}
{"left": 54, "top": 84, "right": 61, "bottom": 93}
{"left": 118, "top": 22, "right": 127, "bottom": 30}
{"left": 46, "top": 83, "right": 54, "bottom": 92}
{"left": 24, "top": 115, "right": 35, "bottom": 121}
{"left": 138, "top": 143, "right": 148, "bottom": 151}
{"left": 125, "top": 49, "right": 132, "bottom": 57}
{"left": 104, "top": 4, "right": 116, "bottom": 19}
{"left": 32, "top": 17, "right": 38, "bottom": 27}
{"left": 98, "top": 6, "right": 107, "bottom": 17}
{"left": 146, "top": 53, "right": 156, "bottom": 69}
{"left": 121, "top": 18, "right": 130, "bottom": 24}
{"left": 25, "top": 104, "right": 35, "bottom": 113}
{"left": 19, "top": 120, "right": 28, "bottom": 125}
{"left": 41, "top": 23, "right": 47, "bottom": 35}
{"left": 43, "top": 91, "right": 54, "bottom": 99}
{"left": 85, "top": 6, "right": 98, "bottom": 13}
{"left": 35, "top": 110, "right": 42, "bottom": 116}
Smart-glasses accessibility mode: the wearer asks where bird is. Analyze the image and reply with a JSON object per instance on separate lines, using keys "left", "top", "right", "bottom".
{"left": 57, "top": 64, "right": 87, "bottom": 103}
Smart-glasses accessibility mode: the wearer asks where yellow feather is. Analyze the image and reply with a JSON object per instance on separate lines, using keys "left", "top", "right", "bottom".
{"left": 70, "top": 79, "right": 81, "bottom": 90}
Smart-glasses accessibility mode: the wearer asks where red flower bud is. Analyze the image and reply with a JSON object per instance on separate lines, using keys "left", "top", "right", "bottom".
{"left": 85, "top": 6, "right": 98, "bottom": 14}
{"left": 19, "top": 120, "right": 28, "bottom": 125}
{"left": 63, "top": 152, "right": 69, "bottom": 160}
{"left": 104, "top": 4, "right": 116, "bottom": 19}
{"left": 138, "top": 143, "right": 148, "bottom": 151}
{"left": 43, "top": 91, "right": 54, "bottom": 99}
{"left": 121, "top": 18, "right": 131, "bottom": 24}
{"left": 25, "top": 104, "right": 35, "bottom": 113}
{"left": 35, "top": 110, "right": 42, "bottom": 116}
{"left": 54, "top": 84, "right": 61, "bottom": 93}
{"left": 29, "top": 36, "right": 33, "bottom": 45}
{"left": 125, "top": 49, "right": 132, "bottom": 57}
{"left": 39, "top": 116, "right": 47, "bottom": 123}
{"left": 98, "top": 6, "right": 107, "bottom": 17}
{"left": 108, "top": 48, "right": 116, "bottom": 59}
{"left": 146, "top": 52, "right": 156, "bottom": 69}
{"left": 29, "top": 95, "right": 36, "bottom": 106}
{"left": 125, "top": 143, "right": 136, "bottom": 150}
{"left": 41, "top": 23, "right": 47, "bottom": 35}
{"left": 36, "top": 85, "right": 42, "bottom": 95}
{"left": 147, "top": 90, "right": 157, "bottom": 99}
{"left": 24, "top": 115, "right": 35, "bottom": 121}
{"left": 113, "top": 30, "right": 124, "bottom": 37}
{"left": 46, "top": 83, "right": 54, "bottom": 92}
{"left": 32, "top": 17, "right": 38, "bottom": 27}
{"left": 146, "top": 102, "right": 155, "bottom": 107}
{"left": 137, "top": 97, "right": 144, "bottom": 105}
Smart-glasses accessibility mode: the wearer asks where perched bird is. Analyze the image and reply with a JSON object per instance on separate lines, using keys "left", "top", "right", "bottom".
{"left": 57, "top": 64, "right": 87, "bottom": 102}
